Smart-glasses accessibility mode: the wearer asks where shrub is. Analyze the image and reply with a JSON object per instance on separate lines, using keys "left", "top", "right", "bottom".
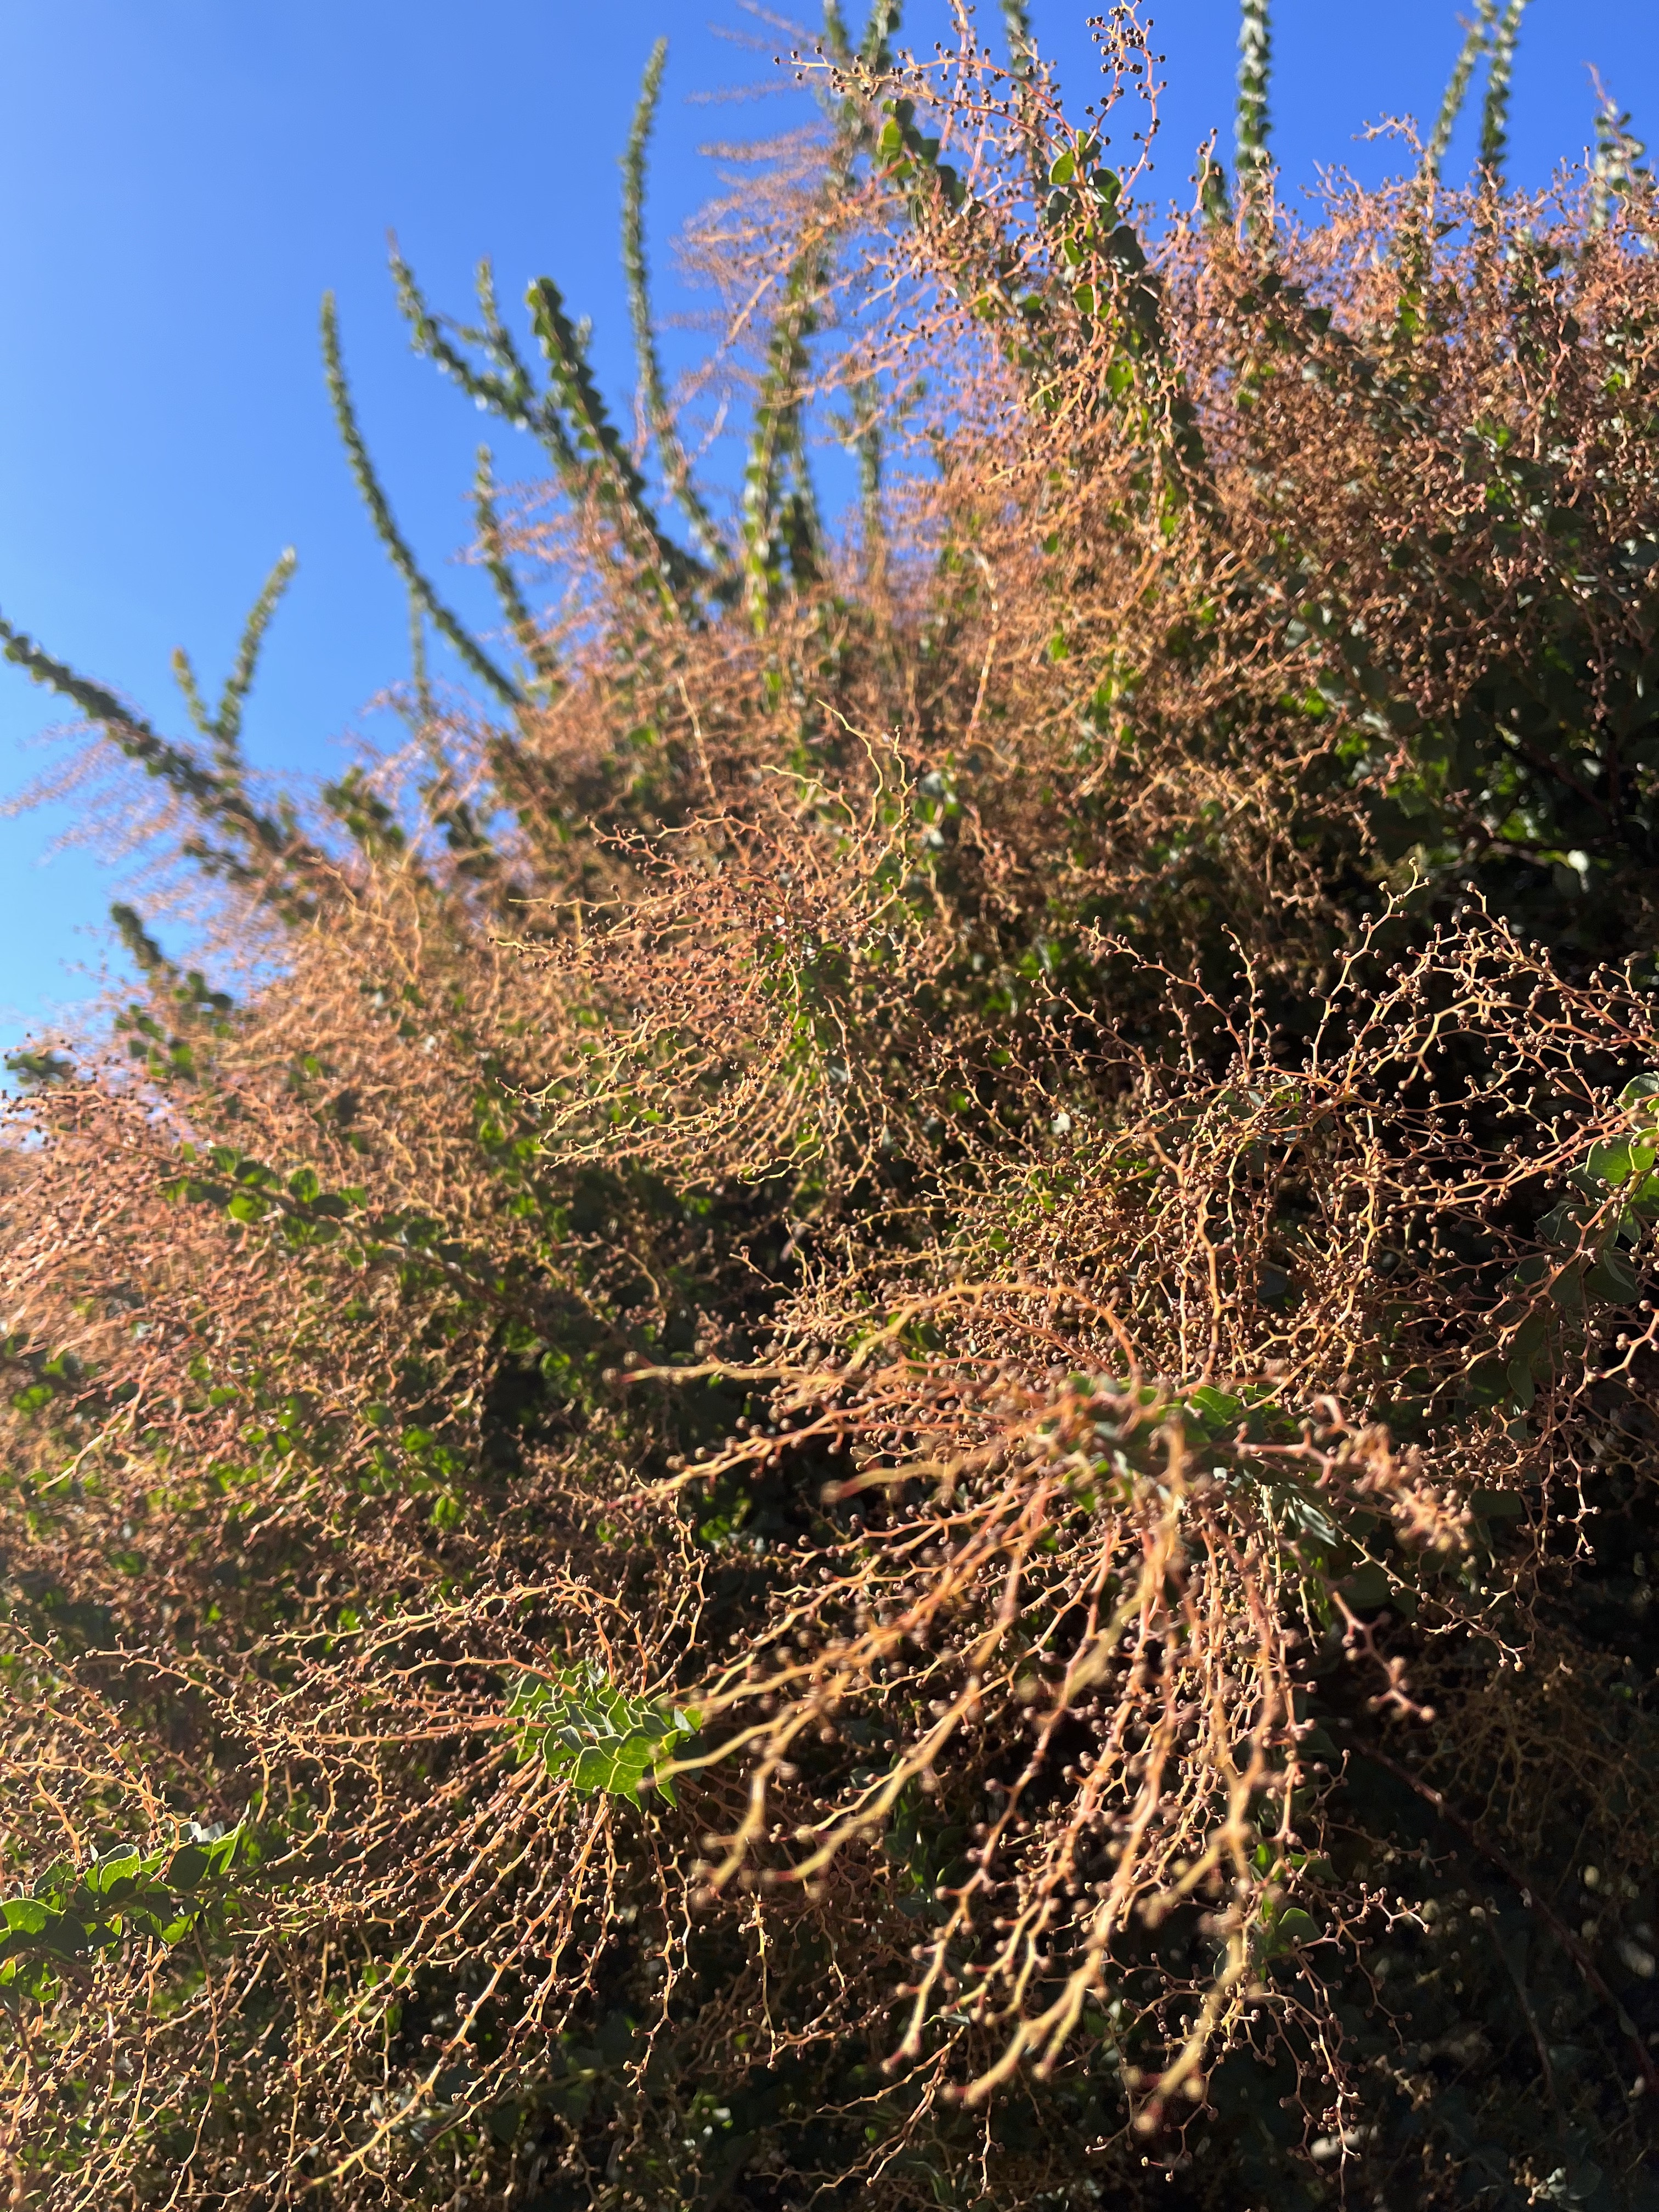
{"left": 3, "top": 5, "right": 1659, "bottom": 2206}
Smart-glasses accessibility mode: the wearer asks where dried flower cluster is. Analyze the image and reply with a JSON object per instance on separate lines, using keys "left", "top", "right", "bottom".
{"left": 4, "top": 7, "right": 1659, "bottom": 2208}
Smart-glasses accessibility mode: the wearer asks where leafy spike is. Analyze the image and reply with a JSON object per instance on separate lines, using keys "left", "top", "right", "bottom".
{"left": 1235, "top": 0, "right": 1273, "bottom": 199}
{"left": 741, "top": 4, "right": 902, "bottom": 623}
{"left": 1394, "top": 4, "right": 1498, "bottom": 357}
{"left": 170, "top": 646, "right": 213, "bottom": 742}
{"left": 395, "top": 226, "right": 713, "bottom": 623}
{"left": 321, "top": 292, "right": 526, "bottom": 710}
{"left": 859, "top": 1, "right": 901, "bottom": 70}
{"left": 819, "top": 2, "right": 852, "bottom": 63}
{"left": 2, "top": 620, "right": 245, "bottom": 832}
{"left": 109, "top": 902, "right": 170, "bottom": 976}
{"left": 1423, "top": 1, "right": 1497, "bottom": 182}
{"left": 1590, "top": 70, "right": 1651, "bottom": 230}
{"left": 848, "top": 379, "right": 885, "bottom": 577}
{"left": 0, "top": 606, "right": 328, "bottom": 910}
{"left": 1197, "top": 133, "right": 1233, "bottom": 230}
{"left": 1479, "top": 0, "right": 1528, "bottom": 187}
{"left": 408, "top": 587, "right": 433, "bottom": 727}
{"left": 472, "top": 447, "right": 562, "bottom": 696}
{"left": 621, "top": 38, "right": 727, "bottom": 571}
{"left": 525, "top": 274, "right": 708, "bottom": 613}
{"left": 391, "top": 242, "right": 567, "bottom": 466}
{"left": 742, "top": 276, "right": 826, "bottom": 622}
{"left": 779, "top": 422, "right": 824, "bottom": 589}
{"left": 168, "top": 549, "right": 296, "bottom": 778}
{"left": 213, "top": 548, "right": 297, "bottom": 768}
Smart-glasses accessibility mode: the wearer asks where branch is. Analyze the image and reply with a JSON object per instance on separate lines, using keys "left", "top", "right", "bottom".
{"left": 472, "top": 447, "right": 562, "bottom": 697}
{"left": 0, "top": 607, "right": 330, "bottom": 916}
{"left": 622, "top": 37, "right": 727, "bottom": 571}
{"left": 321, "top": 292, "right": 527, "bottom": 710}
{"left": 526, "top": 274, "right": 709, "bottom": 616}
{"left": 1235, "top": 0, "right": 1273, "bottom": 207}
{"left": 1423, "top": 0, "right": 1496, "bottom": 182}
{"left": 1479, "top": 0, "right": 1530, "bottom": 188}
{"left": 213, "top": 546, "right": 298, "bottom": 768}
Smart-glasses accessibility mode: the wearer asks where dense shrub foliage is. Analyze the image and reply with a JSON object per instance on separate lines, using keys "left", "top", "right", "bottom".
{"left": 5, "top": 4, "right": 1659, "bottom": 2204}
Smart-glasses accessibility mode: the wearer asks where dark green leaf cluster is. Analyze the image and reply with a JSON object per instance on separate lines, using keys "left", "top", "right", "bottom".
{"left": 0, "top": 1826, "right": 243, "bottom": 2010}
{"left": 509, "top": 1665, "right": 700, "bottom": 1808}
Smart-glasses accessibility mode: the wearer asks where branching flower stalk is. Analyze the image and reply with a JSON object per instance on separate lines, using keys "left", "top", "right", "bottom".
{"left": 4, "top": 6, "right": 1659, "bottom": 2207}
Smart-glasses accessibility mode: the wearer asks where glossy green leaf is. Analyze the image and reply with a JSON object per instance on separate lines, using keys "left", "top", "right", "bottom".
{"left": 509, "top": 1663, "right": 698, "bottom": 1807}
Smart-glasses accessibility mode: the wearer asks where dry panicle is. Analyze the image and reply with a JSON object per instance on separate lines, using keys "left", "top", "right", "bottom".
{"left": 4, "top": 8, "right": 1659, "bottom": 2206}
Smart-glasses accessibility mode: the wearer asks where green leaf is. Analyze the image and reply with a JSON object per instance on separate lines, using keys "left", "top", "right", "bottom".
{"left": 204, "top": 1829, "right": 242, "bottom": 1876}
{"left": 83, "top": 1848, "right": 148, "bottom": 1897}
{"left": 509, "top": 1662, "right": 697, "bottom": 1806}
{"left": 0, "top": 1821, "right": 244, "bottom": 1991}
{"left": 1340, "top": 1562, "right": 1394, "bottom": 1611}
{"left": 1505, "top": 1357, "right": 1536, "bottom": 1410}
{"left": 1187, "top": 1385, "right": 1243, "bottom": 1429}
{"left": 0, "top": 1901, "right": 92, "bottom": 1961}
{"left": 1538, "top": 1198, "right": 1589, "bottom": 1246}
{"left": 1586, "top": 1246, "right": 1639, "bottom": 1304}
{"left": 1586, "top": 1138, "right": 1633, "bottom": 1186}
{"left": 2, "top": 1899, "right": 57, "bottom": 1938}
{"left": 1469, "top": 1488, "right": 1525, "bottom": 1520}
{"left": 166, "top": 1844, "right": 211, "bottom": 1893}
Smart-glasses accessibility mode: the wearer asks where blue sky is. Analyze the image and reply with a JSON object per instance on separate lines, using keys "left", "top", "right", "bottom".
{"left": 3, "top": 0, "right": 1655, "bottom": 1055}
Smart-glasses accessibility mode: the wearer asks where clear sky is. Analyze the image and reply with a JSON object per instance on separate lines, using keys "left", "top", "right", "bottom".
{"left": 3, "top": 0, "right": 1655, "bottom": 1057}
